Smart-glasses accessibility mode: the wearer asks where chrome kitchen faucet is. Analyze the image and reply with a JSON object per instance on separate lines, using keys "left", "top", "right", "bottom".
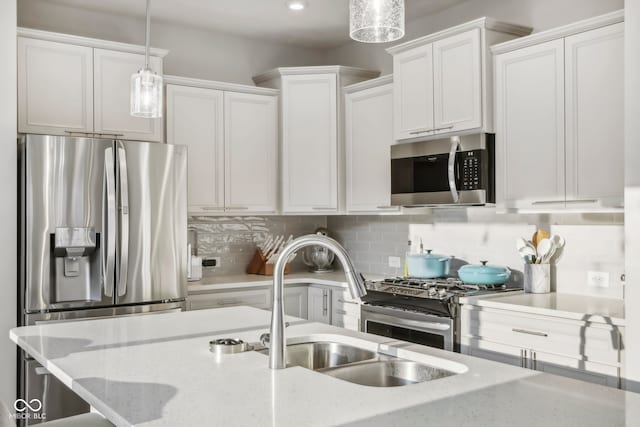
{"left": 269, "top": 234, "right": 367, "bottom": 369}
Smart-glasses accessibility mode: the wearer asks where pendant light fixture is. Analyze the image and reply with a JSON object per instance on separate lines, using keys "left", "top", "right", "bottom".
{"left": 130, "top": 0, "right": 162, "bottom": 118}
{"left": 349, "top": 0, "right": 405, "bottom": 43}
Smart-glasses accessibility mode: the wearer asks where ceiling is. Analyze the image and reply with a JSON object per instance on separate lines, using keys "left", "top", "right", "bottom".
{"left": 36, "top": 0, "right": 467, "bottom": 48}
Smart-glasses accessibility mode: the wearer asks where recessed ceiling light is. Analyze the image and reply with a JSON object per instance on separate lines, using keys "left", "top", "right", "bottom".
{"left": 286, "top": 0, "right": 307, "bottom": 11}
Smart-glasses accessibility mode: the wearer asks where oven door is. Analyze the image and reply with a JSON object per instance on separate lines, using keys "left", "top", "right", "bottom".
{"left": 361, "top": 304, "right": 454, "bottom": 351}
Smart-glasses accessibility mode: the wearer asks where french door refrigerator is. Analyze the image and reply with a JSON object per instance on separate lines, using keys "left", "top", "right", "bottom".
{"left": 18, "top": 134, "right": 188, "bottom": 425}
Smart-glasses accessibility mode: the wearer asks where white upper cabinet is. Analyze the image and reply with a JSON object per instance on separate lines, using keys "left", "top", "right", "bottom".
{"left": 392, "top": 45, "right": 435, "bottom": 140}
{"left": 166, "top": 84, "right": 224, "bottom": 212}
{"left": 564, "top": 23, "right": 624, "bottom": 209}
{"left": 17, "top": 29, "right": 168, "bottom": 140}
{"left": 387, "top": 18, "right": 532, "bottom": 142}
{"left": 345, "top": 78, "right": 399, "bottom": 213}
{"left": 253, "top": 66, "right": 379, "bottom": 214}
{"left": 94, "top": 49, "right": 163, "bottom": 142}
{"left": 224, "top": 91, "right": 278, "bottom": 214}
{"left": 18, "top": 37, "right": 93, "bottom": 134}
{"left": 495, "top": 40, "right": 566, "bottom": 210}
{"left": 281, "top": 73, "right": 338, "bottom": 213}
{"left": 493, "top": 12, "right": 624, "bottom": 211}
{"left": 166, "top": 77, "right": 279, "bottom": 215}
{"left": 433, "top": 29, "right": 482, "bottom": 134}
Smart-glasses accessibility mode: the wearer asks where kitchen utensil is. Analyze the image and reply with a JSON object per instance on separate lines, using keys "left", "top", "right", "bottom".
{"left": 458, "top": 261, "right": 511, "bottom": 285}
{"left": 406, "top": 250, "right": 451, "bottom": 279}
{"left": 266, "top": 235, "right": 283, "bottom": 260}
{"left": 532, "top": 229, "right": 549, "bottom": 248}
{"left": 518, "top": 245, "right": 537, "bottom": 264}
{"left": 261, "top": 236, "right": 273, "bottom": 252}
{"left": 548, "top": 234, "right": 566, "bottom": 263}
{"left": 536, "top": 238, "right": 553, "bottom": 264}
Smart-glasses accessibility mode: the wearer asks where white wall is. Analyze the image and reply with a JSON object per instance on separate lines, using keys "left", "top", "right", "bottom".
{"left": 0, "top": 0, "right": 17, "bottom": 406}
{"left": 326, "top": 0, "right": 624, "bottom": 73}
{"left": 18, "top": 0, "right": 327, "bottom": 85}
{"left": 624, "top": 0, "right": 640, "bottom": 393}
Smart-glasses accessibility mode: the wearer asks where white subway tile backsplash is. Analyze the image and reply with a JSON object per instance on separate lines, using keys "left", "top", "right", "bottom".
{"left": 328, "top": 211, "right": 624, "bottom": 299}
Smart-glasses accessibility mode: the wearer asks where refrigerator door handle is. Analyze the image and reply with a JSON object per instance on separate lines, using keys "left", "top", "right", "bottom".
{"left": 102, "top": 147, "right": 116, "bottom": 297}
{"left": 117, "top": 146, "right": 130, "bottom": 298}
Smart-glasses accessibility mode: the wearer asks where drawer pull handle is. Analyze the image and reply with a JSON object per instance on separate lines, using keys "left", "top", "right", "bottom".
{"left": 218, "top": 300, "right": 240, "bottom": 306}
{"left": 336, "top": 309, "right": 348, "bottom": 315}
{"left": 337, "top": 299, "right": 359, "bottom": 305}
{"left": 512, "top": 328, "right": 548, "bottom": 337}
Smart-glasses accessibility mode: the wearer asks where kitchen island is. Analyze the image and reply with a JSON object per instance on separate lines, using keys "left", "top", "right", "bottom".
{"left": 10, "top": 306, "right": 639, "bottom": 427}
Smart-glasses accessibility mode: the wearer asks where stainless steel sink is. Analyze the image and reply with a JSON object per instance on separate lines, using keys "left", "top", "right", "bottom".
{"left": 259, "top": 342, "right": 377, "bottom": 369}
{"left": 257, "top": 341, "right": 458, "bottom": 386}
{"left": 321, "top": 360, "right": 455, "bottom": 387}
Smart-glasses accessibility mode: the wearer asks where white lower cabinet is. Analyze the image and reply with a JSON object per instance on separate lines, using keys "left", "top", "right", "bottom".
{"left": 331, "top": 289, "right": 361, "bottom": 331}
{"left": 188, "top": 288, "right": 271, "bottom": 311}
{"left": 307, "top": 287, "right": 331, "bottom": 324}
{"left": 460, "top": 305, "right": 622, "bottom": 388}
{"left": 283, "top": 286, "right": 308, "bottom": 319}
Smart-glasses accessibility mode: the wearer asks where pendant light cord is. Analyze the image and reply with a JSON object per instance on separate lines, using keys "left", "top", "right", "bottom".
{"left": 145, "top": 0, "right": 151, "bottom": 69}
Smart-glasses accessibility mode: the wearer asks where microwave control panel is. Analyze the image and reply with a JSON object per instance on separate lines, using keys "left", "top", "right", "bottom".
{"left": 460, "top": 150, "right": 483, "bottom": 191}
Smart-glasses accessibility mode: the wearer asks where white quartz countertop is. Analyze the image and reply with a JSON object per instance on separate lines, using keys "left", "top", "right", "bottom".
{"left": 10, "top": 307, "right": 638, "bottom": 427}
{"left": 459, "top": 292, "right": 626, "bottom": 326}
{"left": 187, "top": 271, "right": 385, "bottom": 292}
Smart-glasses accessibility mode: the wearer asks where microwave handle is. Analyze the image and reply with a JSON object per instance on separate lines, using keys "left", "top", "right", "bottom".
{"left": 448, "top": 136, "right": 460, "bottom": 203}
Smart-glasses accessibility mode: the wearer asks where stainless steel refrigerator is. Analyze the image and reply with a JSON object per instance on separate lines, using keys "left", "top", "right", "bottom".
{"left": 18, "top": 134, "right": 188, "bottom": 424}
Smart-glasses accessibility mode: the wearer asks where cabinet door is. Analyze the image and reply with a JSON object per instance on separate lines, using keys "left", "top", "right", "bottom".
{"left": 284, "top": 286, "right": 309, "bottom": 319}
{"left": 532, "top": 350, "right": 620, "bottom": 388}
{"left": 345, "top": 83, "right": 399, "bottom": 213}
{"left": 307, "top": 287, "right": 331, "bottom": 324}
{"left": 331, "top": 289, "right": 361, "bottom": 331}
{"left": 187, "top": 289, "right": 271, "bottom": 311}
{"left": 462, "top": 337, "right": 523, "bottom": 368}
{"left": 393, "top": 44, "right": 435, "bottom": 140}
{"left": 281, "top": 74, "right": 338, "bottom": 213}
{"left": 94, "top": 49, "right": 163, "bottom": 142}
{"left": 18, "top": 37, "right": 93, "bottom": 135}
{"left": 495, "top": 40, "right": 565, "bottom": 210}
{"left": 565, "top": 23, "right": 624, "bottom": 209}
{"left": 433, "top": 29, "right": 482, "bottom": 134}
{"left": 166, "top": 85, "right": 224, "bottom": 212}
{"left": 224, "top": 92, "right": 278, "bottom": 214}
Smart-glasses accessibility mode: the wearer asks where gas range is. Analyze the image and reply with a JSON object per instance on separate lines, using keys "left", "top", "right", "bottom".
{"left": 362, "top": 277, "right": 521, "bottom": 318}
{"left": 361, "top": 277, "right": 522, "bottom": 353}
{"left": 365, "top": 277, "right": 514, "bottom": 301}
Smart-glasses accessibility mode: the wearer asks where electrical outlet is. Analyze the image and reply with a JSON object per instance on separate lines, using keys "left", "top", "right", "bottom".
{"left": 388, "top": 256, "right": 401, "bottom": 268}
{"left": 202, "top": 257, "right": 221, "bottom": 268}
{"left": 587, "top": 271, "right": 610, "bottom": 288}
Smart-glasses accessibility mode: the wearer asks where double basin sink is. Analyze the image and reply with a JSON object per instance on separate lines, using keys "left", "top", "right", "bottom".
{"left": 258, "top": 341, "right": 459, "bottom": 387}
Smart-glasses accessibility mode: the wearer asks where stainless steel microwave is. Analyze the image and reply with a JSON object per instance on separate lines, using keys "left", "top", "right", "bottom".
{"left": 390, "top": 133, "right": 495, "bottom": 207}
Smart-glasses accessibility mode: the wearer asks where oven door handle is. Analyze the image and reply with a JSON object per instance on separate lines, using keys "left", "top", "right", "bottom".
{"left": 448, "top": 136, "right": 460, "bottom": 204}
{"left": 363, "top": 311, "right": 451, "bottom": 331}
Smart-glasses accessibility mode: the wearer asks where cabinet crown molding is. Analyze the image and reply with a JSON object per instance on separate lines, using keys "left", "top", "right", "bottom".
{"left": 386, "top": 17, "right": 532, "bottom": 55}
{"left": 252, "top": 66, "right": 380, "bottom": 86}
{"left": 17, "top": 27, "right": 170, "bottom": 58}
{"left": 491, "top": 9, "right": 624, "bottom": 55}
{"left": 164, "top": 75, "right": 279, "bottom": 96}
{"left": 343, "top": 74, "right": 393, "bottom": 94}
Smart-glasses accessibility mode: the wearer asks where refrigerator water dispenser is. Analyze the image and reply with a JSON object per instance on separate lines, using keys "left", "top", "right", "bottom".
{"left": 52, "top": 227, "right": 100, "bottom": 303}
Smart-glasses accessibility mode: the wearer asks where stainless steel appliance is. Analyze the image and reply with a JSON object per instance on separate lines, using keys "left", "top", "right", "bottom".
{"left": 361, "top": 278, "right": 520, "bottom": 352}
{"left": 19, "top": 134, "right": 188, "bottom": 425}
{"left": 390, "top": 133, "right": 495, "bottom": 207}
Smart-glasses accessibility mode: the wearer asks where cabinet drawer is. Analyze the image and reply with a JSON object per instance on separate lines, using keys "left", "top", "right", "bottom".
{"left": 462, "top": 306, "right": 621, "bottom": 365}
{"left": 188, "top": 289, "right": 271, "bottom": 311}
{"left": 332, "top": 290, "right": 361, "bottom": 316}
